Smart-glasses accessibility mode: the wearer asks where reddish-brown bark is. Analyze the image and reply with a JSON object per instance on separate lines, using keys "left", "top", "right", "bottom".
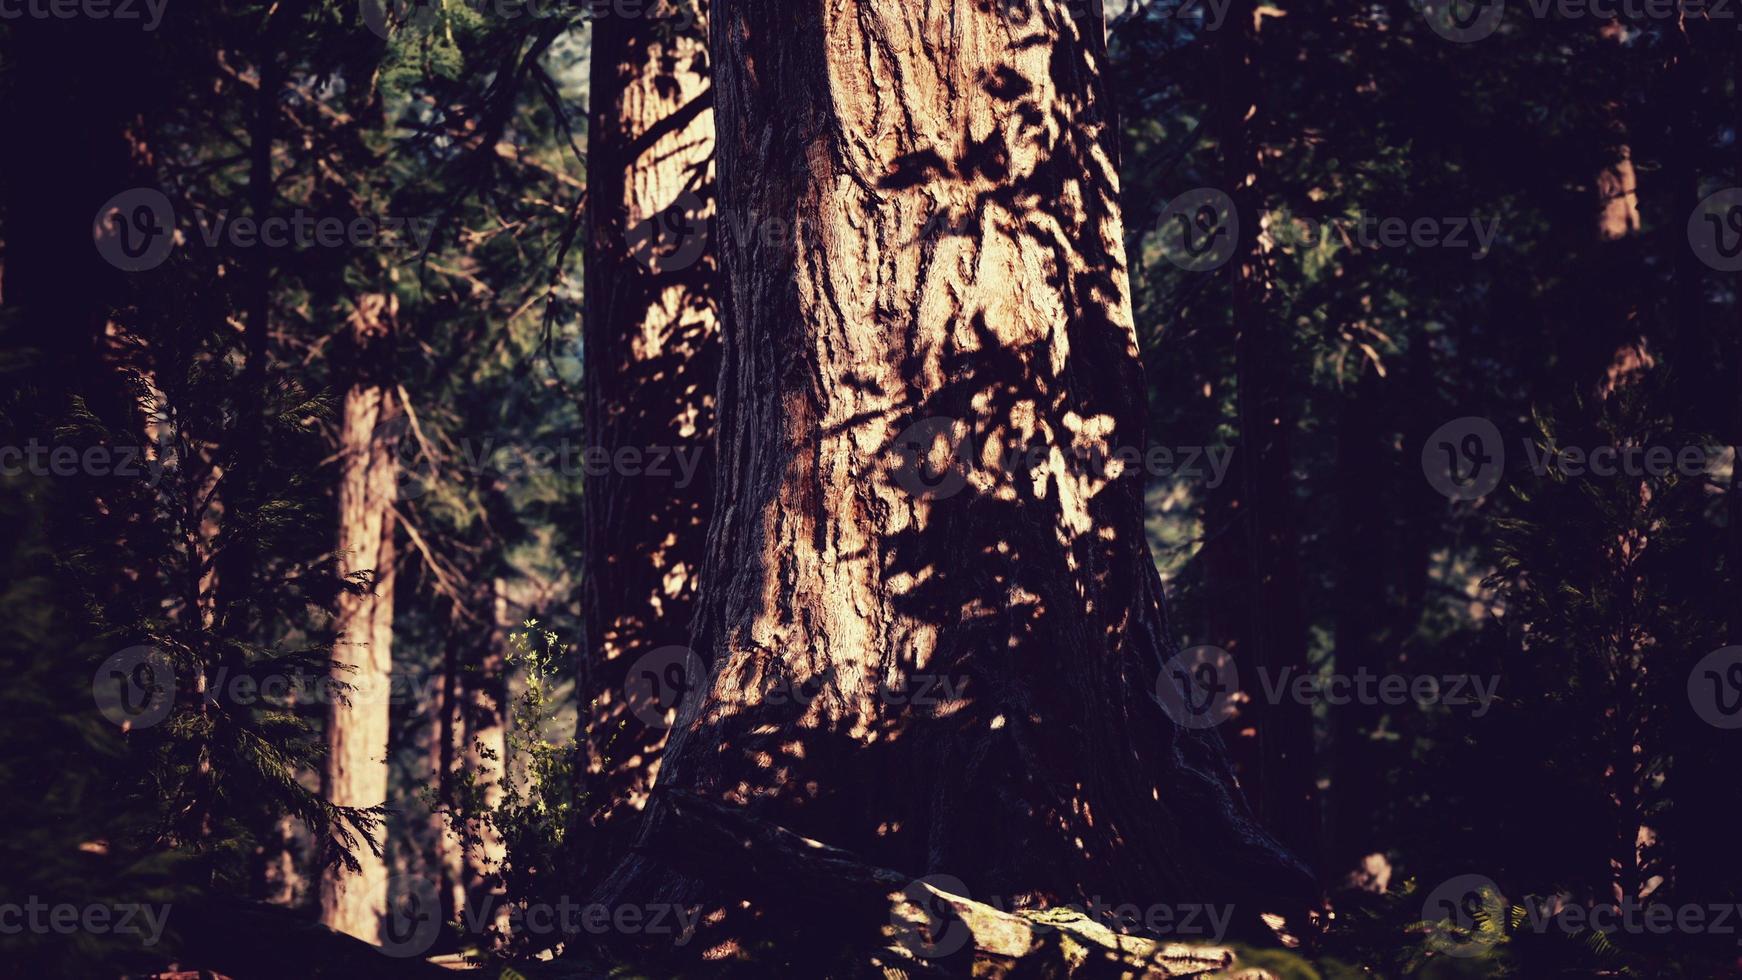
{"left": 592, "top": 0, "right": 1314, "bottom": 959}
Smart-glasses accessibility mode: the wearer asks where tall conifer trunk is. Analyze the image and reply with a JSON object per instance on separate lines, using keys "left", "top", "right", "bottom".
{"left": 320, "top": 294, "right": 400, "bottom": 942}
{"left": 577, "top": 0, "right": 720, "bottom": 835}
{"left": 594, "top": 0, "right": 1315, "bottom": 952}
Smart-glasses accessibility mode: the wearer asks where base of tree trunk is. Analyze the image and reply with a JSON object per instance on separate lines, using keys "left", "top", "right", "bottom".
{"left": 606, "top": 788, "right": 1267, "bottom": 978}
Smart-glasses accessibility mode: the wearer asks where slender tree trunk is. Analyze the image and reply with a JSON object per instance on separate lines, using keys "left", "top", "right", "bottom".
{"left": 1588, "top": 20, "right": 1650, "bottom": 400}
{"left": 595, "top": 0, "right": 1314, "bottom": 955}
{"left": 1329, "top": 366, "right": 1386, "bottom": 876}
{"left": 214, "top": 26, "right": 283, "bottom": 632}
{"left": 320, "top": 294, "right": 401, "bottom": 943}
{"left": 430, "top": 618, "right": 462, "bottom": 925}
{"left": 460, "top": 579, "right": 510, "bottom": 907}
{"left": 576, "top": 0, "right": 720, "bottom": 884}
{"left": 1595, "top": 19, "right": 1651, "bottom": 907}
{"left": 1219, "top": 0, "right": 1319, "bottom": 869}
{"left": 1200, "top": 454, "right": 1250, "bottom": 723}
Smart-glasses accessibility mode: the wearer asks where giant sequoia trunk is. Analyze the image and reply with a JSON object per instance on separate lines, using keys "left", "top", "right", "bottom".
{"left": 595, "top": 0, "right": 1314, "bottom": 956}
{"left": 577, "top": 0, "right": 720, "bottom": 833}
{"left": 320, "top": 294, "right": 400, "bottom": 943}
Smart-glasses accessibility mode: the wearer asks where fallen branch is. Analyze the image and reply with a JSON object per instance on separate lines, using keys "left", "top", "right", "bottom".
{"left": 637, "top": 788, "right": 1253, "bottom": 978}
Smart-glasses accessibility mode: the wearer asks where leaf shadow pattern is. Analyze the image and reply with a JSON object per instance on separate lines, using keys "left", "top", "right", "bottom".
{"left": 572, "top": 0, "right": 724, "bottom": 881}
{"left": 580, "top": 0, "right": 1317, "bottom": 971}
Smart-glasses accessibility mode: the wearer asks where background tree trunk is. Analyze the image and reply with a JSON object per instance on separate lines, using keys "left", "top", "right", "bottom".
{"left": 1218, "top": 0, "right": 1319, "bottom": 870}
{"left": 429, "top": 618, "right": 462, "bottom": 925}
{"left": 596, "top": 0, "right": 1315, "bottom": 956}
{"left": 1, "top": 16, "right": 153, "bottom": 427}
{"left": 577, "top": 0, "right": 720, "bottom": 844}
{"left": 459, "top": 578, "right": 511, "bottom": 910}
{"left": 320, "top": 294, "right": 400, "bottom": 943}
{"left": 1327, "top": 366, "right": 1386, "bottom": 877}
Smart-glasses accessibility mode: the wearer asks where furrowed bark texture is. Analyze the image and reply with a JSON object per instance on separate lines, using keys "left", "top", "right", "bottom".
{"left": 600, "top": 0, "right": 1314, "bottom": 941}
{"left": 579, "top": 0, "right": 720, "bottom": 824}
{"left": 320, "top": 295, "right": 400, "bottom": 943}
